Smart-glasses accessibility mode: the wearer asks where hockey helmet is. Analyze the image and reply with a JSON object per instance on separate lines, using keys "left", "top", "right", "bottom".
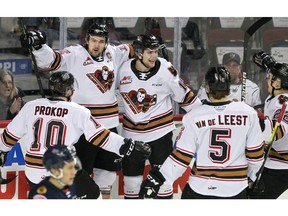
{"left": 270, "top": 63, "right": 288, "bottom": 89}
{"left": 133, "top": 34, "right": 160, "bottom": 56}
{"left": 43, "top": 145, "right": 81, "bottom": 171}
{"left": 205, "top": 66, "right": 231, "bottom": 91}
{"left": 48, "top": 71, "right": 75, "bottom": 96}
{"left": 87, "top": 23, "right": 108, "bottom": 42}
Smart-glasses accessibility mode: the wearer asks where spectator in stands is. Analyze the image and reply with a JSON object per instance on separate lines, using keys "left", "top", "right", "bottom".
{"left": 197, "top": 52, "right": 262, "bottom": 109}
{"left": 0, "top": 69, "right": 25, "bottom": 120}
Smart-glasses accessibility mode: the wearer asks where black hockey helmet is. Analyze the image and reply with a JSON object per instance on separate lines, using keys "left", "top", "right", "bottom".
{"left": 133, "top": 34, "right": 160, "bottom": 56}
{"left": 43, "top": 145, "right": 81, "bottom": 171}
{"left": 270, "top": 62, "right": 288, "bottom": 89}
{"left": 48, "top": 71, "right": 75, "bottom": 96}
{"left": 87, "top": 23, "right": 108, "bottom": 42}
{"left": 205, "top": 66, "right": 231, "bottom": 91}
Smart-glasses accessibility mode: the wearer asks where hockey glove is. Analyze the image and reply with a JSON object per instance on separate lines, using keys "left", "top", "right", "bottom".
{"left": 120, "top": 138, "right": 151, "bottom": 158}
{"left": 247, "top": 178, "right": 265, "bottom": 198}
{"left": 138, "top": 169, "right": 165, "bottom": 199}
{"left": 258, "top": 112, "right": 266, "bottom": 132}
{"left": 0, "top": 151, "right": 8, "bottom": 167}
{"left": 253, "top": 51, "right": 276, "bottom": 71}
{"left": 20, "top": 30, "right": 46, "bottom": 50}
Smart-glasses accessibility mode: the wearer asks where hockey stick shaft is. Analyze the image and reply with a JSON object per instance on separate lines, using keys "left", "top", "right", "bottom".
{"left": 253, "top": 101, "right": 287, "bottom": 187}
{"left": 19, "top": 20, "right": 45, "bottom": 98}
{"left": 241, "top": 17, "right": 272, "bottom": 102}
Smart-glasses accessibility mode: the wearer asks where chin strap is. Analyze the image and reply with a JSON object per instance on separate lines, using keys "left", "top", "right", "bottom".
{"left": 50, "top": 169, "right": 66, "bottom": 187}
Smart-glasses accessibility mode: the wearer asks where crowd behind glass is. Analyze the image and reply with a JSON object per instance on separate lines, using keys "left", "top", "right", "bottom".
{"left": 0, "top": 17, "right": 287, "bottom": 116}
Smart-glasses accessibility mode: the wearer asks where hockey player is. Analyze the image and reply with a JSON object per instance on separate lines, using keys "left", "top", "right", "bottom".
{"left": 28, "top": 145, "right": 79, "bottom": 199}
{"left": 139, "top": 66, "right": 265, "bottom": 199}
{"left": 19, "top": 23, "right": 134, "bottom": 199}
{"left": 117, "top": 34, "right": 199, "bottom": 199}
{"left": 0, "top": 71, "right": 150, "bottom": 199}
{"left": 197, "top": 52, "right": 262, "bottom": 108}
{"left": 252, "top": 51, "right": 288, "bottom": 199}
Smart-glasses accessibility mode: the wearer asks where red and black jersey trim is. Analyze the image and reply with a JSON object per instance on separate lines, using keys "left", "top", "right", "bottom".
{"left": 123, "top": 110, "right": 174, "bottom": 132}
{"left": 48, "top": 51, "right": 62, "bottom": 71}
{"left": 87, "top": 103, "right": 119, "bottom": 118}
{"left": 269, "top": 148, "right": 288, "bottom": 162}
{"left": 25, "top": 153, "right": 44, "bottom": 168}
{"left": 170, "top": 149, "right": 193, "bottom": 167}
{"left": 89, "top": 129, "right": 110, "bottom": 148}
{"left": 1, "top": 129, "right": 18, "bottom": 148}
{"left": 245, "top": 142, "right": 264, "bottom": 160}
{"left": 179, "top": 91, "right": 196, "bottom": 106}
{"left": 191, "top": 164, "right": 248, "bottom": 179}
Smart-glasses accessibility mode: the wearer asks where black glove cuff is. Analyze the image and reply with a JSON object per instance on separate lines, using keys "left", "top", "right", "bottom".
{"left": 149, "top": 168, "right": 166, "bottom": 185}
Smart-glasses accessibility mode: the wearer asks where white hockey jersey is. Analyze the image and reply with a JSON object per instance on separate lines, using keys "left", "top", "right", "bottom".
{"left": 117, "top": 58, "right": 199, "bottom": 142}
{"left": 197, "top": 79, "right": 262, "bottom": 107}
{"left": 0, "top": 98, "right": 124, "bottom": 184}
{"left": 160, "top": 101, "right": 264, "bottom": 197}
{"left": 33, "top": 43, "right": 131, "bottom": 129}
{"left": 263, "top": 94, "right": 288, "bottom": 170}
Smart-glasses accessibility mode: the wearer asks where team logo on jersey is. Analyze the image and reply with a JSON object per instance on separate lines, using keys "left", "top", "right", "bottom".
{"left": 120, "top": 76, "right": 132, "bottom": 85}
{"left": 36, "top": 185, "right": 47, "bottom": 194}
{"left": 86, "top": 66, "right": 114, "bottom": 93}
{"left": 121, "top": 88, "right": 157, "bottom": 114}
{"left": 83, "top": 57, "right": 94, "bottom": 66}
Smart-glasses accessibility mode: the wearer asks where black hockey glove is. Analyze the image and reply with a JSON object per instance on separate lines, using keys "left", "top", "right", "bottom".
{"left": 20, "top": 30, "right": 46, "bottom": 50}
{"left": 120, "top": 138, "right": 151, "bottom": 158}
{"left": 247, "top": 178, "right": 265, "bottom": 198}
{"left": 138, "top": 168, "right": 165, "bottom": 199}
{"left": 253, "top": 51, "right": 276, "bottom": 71}
{"left": 0, "top": 151, "right": 8, "bottom": 167}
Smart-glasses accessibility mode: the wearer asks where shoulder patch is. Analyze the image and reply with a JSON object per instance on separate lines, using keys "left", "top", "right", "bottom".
{"left": 36, "top": 185, "right": 47, "bottom": 194}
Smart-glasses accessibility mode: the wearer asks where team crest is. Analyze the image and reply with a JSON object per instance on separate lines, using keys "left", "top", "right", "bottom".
{"left": 86, "top": 66, "right": 114, "bottom": 93}
{"left": 121, "top": 88, "right": 157, "bottom": 114}
{"left": 83, "top": 57, "right": 94, "bottom": 66}
{"left": 36, "top": 185, "right": 47, "bottom": 194}
{"left": 120, "top": 76, "right": 132, "bottom": 85}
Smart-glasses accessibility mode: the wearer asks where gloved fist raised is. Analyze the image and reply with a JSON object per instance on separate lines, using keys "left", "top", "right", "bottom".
{"left": 0, "top": 151, "right": 8, "bottom": 166}
{"left": 139, "top": 169, "right": 165, "bottom": 199}
{"left": 20, "top": 30, "right": 46, "bottom": 50}
{"left": 120, "top": 138, "right": 151, "bottom": 158}
{"left": 253, "top": 51, "right": 276, "bottom": 71}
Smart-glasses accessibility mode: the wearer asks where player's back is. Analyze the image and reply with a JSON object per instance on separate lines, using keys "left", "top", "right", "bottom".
{"left": 4, "top": 98, "right": 93, "bottom": 183}
{"left": 188, "top": 100, "right": 261, "bottom": 166}
{"left": 183, "top": 100, "right": 264, "bottom": 196}
{"left": 15, "top": 98, "right": 89, "bottom": 151}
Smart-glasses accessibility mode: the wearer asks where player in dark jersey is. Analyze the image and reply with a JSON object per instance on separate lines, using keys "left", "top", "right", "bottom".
{"left": 28, "top": 145, "right": 79, "bottom": 199}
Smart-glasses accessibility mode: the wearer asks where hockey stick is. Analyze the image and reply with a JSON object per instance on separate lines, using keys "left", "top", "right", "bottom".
{"left": 252, "top": 99, "right": 287, "bottom": 189}
{"left": 241, "top": 17, "right": 272, "bottom": 102}
{"left": 19, "top": 19, "right": 46, "bottom": 98}
{"left": 0, "top": 168, "right": 17, "bottom": 184}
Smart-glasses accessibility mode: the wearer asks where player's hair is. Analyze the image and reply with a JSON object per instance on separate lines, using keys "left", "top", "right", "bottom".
{"left": 132, "top": 34, "right": 160, "bottom": 58}
{"left": 270, "top": 63, "right": 288, "bottom": 90}
{"left": 205, "top": 66, "right": 231, "bottom": 99}
{"left": 48, "top": 71, "right": 75, "bottom": 97}
{"left": 43, "top": 145, "right": 80, "bottom": 171}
